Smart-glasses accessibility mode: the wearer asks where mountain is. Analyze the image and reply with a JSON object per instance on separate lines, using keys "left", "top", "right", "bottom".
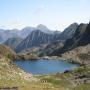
{"left": 0, "top": 35, "right": 4, "bottom": 43}
{"left": 38, "top": 41, "right": 64, "bottom": 56}
{"left": 3, "top": 37, "right": 23, "bottom": 50}
{"left": 61, "top": 23, "right": 88, "bottom": 52}
{"left": 20, "top": 24, "right": 53, "bottom": 38}
{"left": 0, "top": 29, "right": 21, "bottom": 43}
{"left": 0, "top": 23, "right": 78, "bottom": 44}
{"left": 59, "top": 23, "right": 78, "bottom": 40}
{"left": 15, "top": 23, "right": 78, "bottom": 52}
{"left": 0, "top": 29, "right": 5, "bottom": 43}
{"left": 46, "top": 22, "right": 90, "bottom": 56}
{"left": 20, "top": 27, "right": 35, "bottom": 38}
{"left": 77, "top": 22, "right": 90, "bottom": 46}
{"left": 0, "top": 28, "right": 35, "bottom": 43}
{"left": 0, "top": 24, "right": 53, "bottom": 43}
{"left": 36, "top": 24, "right": 53, "bottom": 34}
{"left": 15, "top": 30, "right": 54, "bottom": 52}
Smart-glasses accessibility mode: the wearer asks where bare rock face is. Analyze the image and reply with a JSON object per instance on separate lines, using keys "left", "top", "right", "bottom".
{"left": 15, "top": 30, "right": 54, "bottom": 52}
{"left": 61, "top": 23, "right": 89, "bottom": 52}
{"left": 49, "top": 22, "right": 90, "bottom": 56}
{"left": 15, "top": 23, "right": 78, "bottom": 52}
{"left": 59, "top": 23, "right": 78, "bottom": 40}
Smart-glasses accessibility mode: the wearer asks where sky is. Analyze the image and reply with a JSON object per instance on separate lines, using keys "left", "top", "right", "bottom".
{"left": 0, "top": 0, "right": 90, "bottom": 31}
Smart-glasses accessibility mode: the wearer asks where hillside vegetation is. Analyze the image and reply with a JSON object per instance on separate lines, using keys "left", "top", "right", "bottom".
{"left": 0, "top": 44, "right": 19, "bottom": 60}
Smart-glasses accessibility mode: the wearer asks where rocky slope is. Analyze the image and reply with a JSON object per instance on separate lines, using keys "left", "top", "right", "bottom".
{"left": 15, "top": 23, "right": 78, "bottom": 52}
{"left": 41, "top": 22, "right": 89, "bottom": 56}
{"left": 15, "top": 30, "right": 54, "bottom": 52}
{"left": 60, "top": 44, "right": 90, "bottom": 65}
{"left": 38, "top": 41, "right": 64, "bottom": 56}
{"left": 62, "top": 23, "right": 88, "bottom": 51}
{"left": 59, "top": 23, "right": 78, "bottom": 40}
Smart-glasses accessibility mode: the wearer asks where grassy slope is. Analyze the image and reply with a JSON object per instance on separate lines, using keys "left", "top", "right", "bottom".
{"left": 37, "top": 66, "right": 90, "bottom": 90}
{"left": 0, "top": 53, "right": 90, "bottom": 90}
{"left": 0, "top": 44, "right": 19, "bottom": 60}
{"left": 0, "top": 44, "right": 90, "bottom": 90}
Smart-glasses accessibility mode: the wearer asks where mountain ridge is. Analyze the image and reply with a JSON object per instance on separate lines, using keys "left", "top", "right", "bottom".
{"left": 0, "top": 24, "right": 53, "bottom": 43}
{"left": 41, "top": 22, "right": 90, "bottom": 56}
{"left": 15, "top": 23, "right": 78, "bottom": 52}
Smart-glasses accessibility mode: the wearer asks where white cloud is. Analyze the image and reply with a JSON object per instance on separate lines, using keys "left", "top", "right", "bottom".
{"left": 33, "top": 4, "right": 45, "bottom": 15}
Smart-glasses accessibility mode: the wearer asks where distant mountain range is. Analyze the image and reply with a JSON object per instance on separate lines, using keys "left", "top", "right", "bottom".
{"left": 3, "top": 37, "right": 23, "bottom": 50}
{"left": 0, "top": 24, "right": 53, "bottom": 43}
{"left": 1, "top": 22, "right": 90, "bottom": 56}
{"left": 19, "top": 22, "right": 90, "bottom": 57}
{"left": 15, "top": 23, "right": 78, "bottom": 52}
{"left": 0, "top": 29, "right": 20, "bottom": 43}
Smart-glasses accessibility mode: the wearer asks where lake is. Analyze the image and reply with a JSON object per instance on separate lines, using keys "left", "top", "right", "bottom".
{"left": 14, "top": 59, "right": 78, "bottom": 75}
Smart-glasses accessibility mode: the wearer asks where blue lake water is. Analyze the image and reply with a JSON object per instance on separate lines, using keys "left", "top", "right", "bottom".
{"left": 14, "top": 60, "right": 78, "bottom": 75}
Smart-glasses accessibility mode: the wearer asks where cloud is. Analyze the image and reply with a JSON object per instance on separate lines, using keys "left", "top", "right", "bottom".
{"left": 33, "top": 5, "right": 45, "bottom": 15}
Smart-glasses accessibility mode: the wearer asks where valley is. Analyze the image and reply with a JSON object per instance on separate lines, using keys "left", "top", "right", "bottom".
{"left": 0, "top": 22, "right": 90, "bottom": 90}
{"left": 0, "top": 0, "right": 90, "bottom": 89}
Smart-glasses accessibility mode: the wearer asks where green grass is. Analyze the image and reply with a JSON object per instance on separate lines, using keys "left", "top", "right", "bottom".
{"left": 0, "top": 55, "right": 90, "bottom": 90}
{"left": 0, "top": 67, "right": 90, "bottom": 90}
{"left": 73, "top": 83, "right": 90, "bottom": 90}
